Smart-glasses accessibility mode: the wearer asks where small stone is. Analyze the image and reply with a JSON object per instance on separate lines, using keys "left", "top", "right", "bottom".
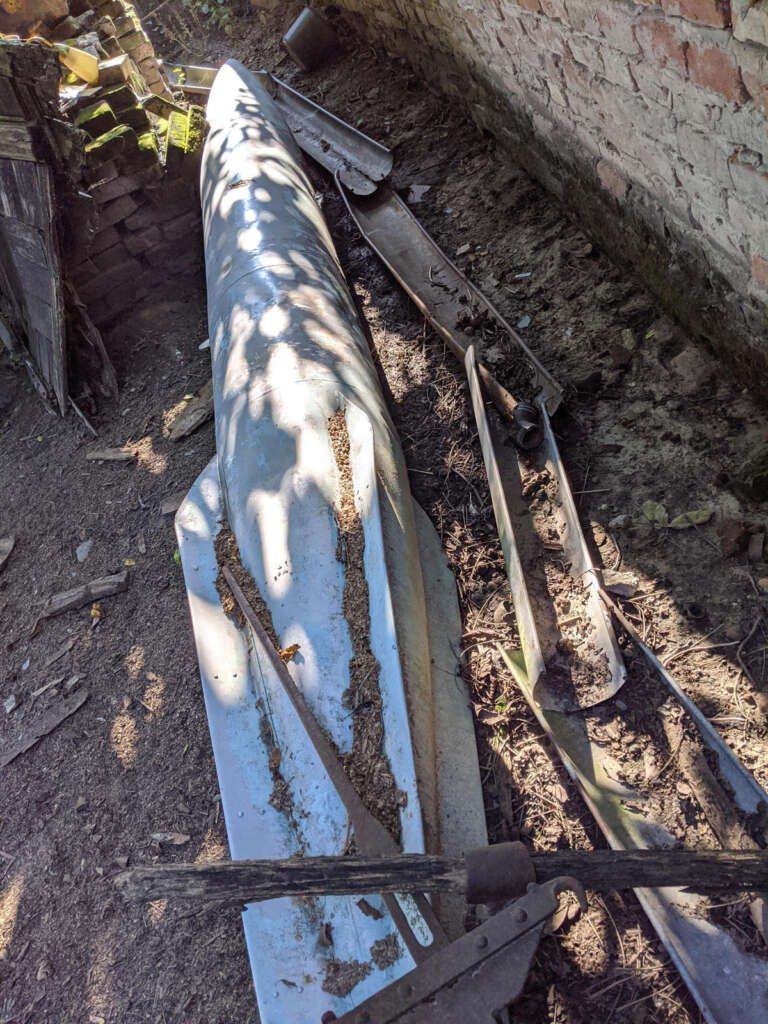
{"left": 4, "top": 694, "right": 18, "bottom": 714}
{"left": 75, "top": 795, "right": 87, "bottom": 811}
{"left": 114, "top": 855, "right": 129, "bottom": 869}
{"left": 669, "top": 346, "right": 714, "bottom": 396}
{"left": 725, "top": 623, "right": 743, "bottom": 641}
{"left": 608, "top": 514, "right": 630, "bottom": 530}
{"left": 758, "top": 578, "right": 768, "bottom": 594}
{"left": 36, "top": 960, "right": 51, "bottom": 981}
{"left": 603, "top": 570, "right": 639, "bottom": 598}
{"left": 749, "top": 532, "right": 765, "bottom": 562}
{"left": 717, "top": 518, "right": 749, "bottom": 557}
{"left": 76, "top": 539, "right": 94, "bottom": 563}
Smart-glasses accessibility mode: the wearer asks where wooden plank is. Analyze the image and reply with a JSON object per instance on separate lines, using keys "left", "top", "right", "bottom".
{"left": 0, "top": 159, "right": 67, "bottom": 412}
{"left": 4, "top": 252, "right": 55, "bottom": 306}
{"left": 115, "top": 849, "right": 768, "bottom": 904}
{"left": 0, "top": 123, "right": 40, "bottom": 162}
{"left": 0, "top": 691, "right": 89, "bottom": 770}
{"left": 0, "top": 78, "right": 25, "bottom": 120}
{"left": 0, "top": 159, "right": 51, "bottom": 226}
{"left": 0, "top": 215, "right": 49, "bottom": 266}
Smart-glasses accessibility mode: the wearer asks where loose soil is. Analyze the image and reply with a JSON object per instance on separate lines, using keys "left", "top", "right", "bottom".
{"left": 1, "top": 4, "right": 767, "bottom": 1022}
{"left": 328, "top": 408, "right": 401, "bottom": 841}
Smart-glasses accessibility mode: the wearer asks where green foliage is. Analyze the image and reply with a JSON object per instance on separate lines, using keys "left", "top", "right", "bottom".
{"left": 181, "top": 0, "right": 236, "bottom": 30}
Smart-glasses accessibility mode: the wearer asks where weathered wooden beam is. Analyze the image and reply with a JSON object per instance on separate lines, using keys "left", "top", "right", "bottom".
{"left": 116, "top": 849, "right": 768, "bottom": 903}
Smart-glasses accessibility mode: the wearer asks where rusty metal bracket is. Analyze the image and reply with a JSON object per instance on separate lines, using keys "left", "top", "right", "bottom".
{"left": 331, "top": 876, "right": 585, "bottom": 1024}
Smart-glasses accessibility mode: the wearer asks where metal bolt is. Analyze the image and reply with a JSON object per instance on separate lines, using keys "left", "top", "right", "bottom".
{"left": 515, "top": 908, "right": 528, "bottom": 924}
{"left": 476, "top": 935, "right": 489, "bottom": 949}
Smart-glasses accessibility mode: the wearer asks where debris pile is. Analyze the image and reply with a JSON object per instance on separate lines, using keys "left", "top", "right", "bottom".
{"left": 0, "top": 0, "right": 206, "bottom": 409}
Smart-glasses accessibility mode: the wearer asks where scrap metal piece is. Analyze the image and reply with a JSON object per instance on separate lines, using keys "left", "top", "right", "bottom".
{"left": 178, "top": 58, "right": 486, "bottom": 1022}
{"left": 282, "top": 6, "right": 338, "bottom": 71}
{"left": 603, "top": 591, "right": 768, "bottom": 819}
{"left": 500, "top": 646, "right": 768, "bottom": 1024}
{"left": 161, "top": 63, "right": 392, "bottom": 195}
{"left": 334, "top": 877, "right": 585, "bottom": 1024}
{"left": 465, "top": 346, "right": 625, "bottom": 711}
{"left": 338, "top": 183, "right": 563, "bottom": 414}
{"left": 222, "top": 567, "right": 449, "bottom": 966}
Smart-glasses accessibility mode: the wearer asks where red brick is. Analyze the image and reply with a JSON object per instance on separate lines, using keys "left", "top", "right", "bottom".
{"left": 597, "top": 158, "right": 629, "bottom": 199}
{"left": 743, "top": 71, "right": 768, "bottom": 117}
{"left": 661, "top": 0, "right": 730, "bottom": 23}
{"left": 752, "top": 255, "right": 768, "bottom": 289}
{"left": 636, "top": 21, "right": 688, "bottom": 72}
{"left": 540, "top": 0, "right": 567, "bottom": 18}
{"left": 688, "top": 43, "right": 748, "bottom": 103}
{"left": 678, "top": 0, "right": 730, "bottom": 25}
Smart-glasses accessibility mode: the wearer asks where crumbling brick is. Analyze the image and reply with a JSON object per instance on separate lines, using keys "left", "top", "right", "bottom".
{"left": 90, "top": 225, "right": 122, "bottom": 254}
{"left": 98, "top": 192, "right": 140, "bottom": 227}
{"left": 163, "top": 211, "right": 202, "bottom": 242}
{"left": 688, "top": 43, "right": 748, "bottom": 103}
{"left": 597, "top": 158, "right": 629, "bottom": 199}
{"left": 93, "top": 241, "right": 131, "bottom": 271}
{"left": 98, "top": 54, "right": 135, "bottom": 87}
{"left": 77, "top": 258, "right": 143, "bottom": 304}
{"left": 75, "top": 101, "right": 117, "bottom": 139}
{"left": 85, "top": 124, "right": 136, "bottom": 168}
{"left": 123, "top": 224, "right": 162, "bottom": 255}
{"left": 89, "top": 170, "right": 153, "bottom": 204}
{"left": 752, "top": 255, "right": 768, "bottom": 290}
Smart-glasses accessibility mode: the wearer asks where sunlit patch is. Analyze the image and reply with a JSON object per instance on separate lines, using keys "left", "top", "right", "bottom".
{"left": 147, "top": 899, "right": 167, "bottom": 924}
{"left": 141, "top": 672, "right": 165, "bottom": 717}
{"left": 195, "top": 828, "right": 228, "bottom": 864}
{"left": 132, "top": 436, "right": 168, "bottom": 475}
{"left": 289, "top": 250, "right": 320, "bottom": 283}
{"left": 110, "top": 701, "right": 139, "bottom": 767}
{"left": 237, "top": 224, "right": 265, "bottom": 252}
{"left": 259, "top": 304, "right": 290, "bottom": 339}
{"left": 223, "top": 305, "right": 255, "bottom": 398}
{"left": 0, "top": 873, "right": 23, "bottom": 956}
{"left": 124, "top": 644, "right": 144, "bottom": 679}
{"left": 253, "top": 187, "right": 271, "bottom": 203}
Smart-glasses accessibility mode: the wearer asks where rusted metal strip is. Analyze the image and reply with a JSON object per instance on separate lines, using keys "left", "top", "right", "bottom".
{"left": 162, "top": 63, "right": 392, "bottom": 195}
{"left": 465, "top": 346, "right": 624, "bottom": 710}
{"left": 338, "top": 183, "right": 563, "bottom": 415}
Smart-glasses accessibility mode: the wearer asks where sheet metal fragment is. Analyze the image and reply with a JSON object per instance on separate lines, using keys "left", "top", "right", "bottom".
{"left": 161, "top": 63, "right": 392, "bottom": 195}
{"left": 465, "top": 346, "right": 624, "bottom": 711}
{"left": 339, "top": 183, "right": 563, "bottom": 414}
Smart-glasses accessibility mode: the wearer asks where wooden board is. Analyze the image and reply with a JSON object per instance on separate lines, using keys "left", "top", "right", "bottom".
{"left": 0, "top": 156, "right": 66, "bottom": 412}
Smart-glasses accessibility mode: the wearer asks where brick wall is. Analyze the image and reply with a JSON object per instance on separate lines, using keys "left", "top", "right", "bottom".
{"left": 327, "top": 0, "right": 768, "bottom": 374}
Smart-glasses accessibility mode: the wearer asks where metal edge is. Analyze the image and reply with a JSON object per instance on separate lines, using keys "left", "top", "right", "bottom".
{"left": 536, "top": 399, "right": 626, "bottom": 708}
{"left": 338, "top": 182, "right": 563, "bottom": 415}
{"left": 464, "top": 346, "right": 545, "bottom": 690}
{"left": 603, "top": 591, "right": 768, "bottom": 818}
{"left": 270, "top": 74, "right": 393, "bottom": 181}
{"left": 501, "top": 646, "right": 768, "bottom": 1024}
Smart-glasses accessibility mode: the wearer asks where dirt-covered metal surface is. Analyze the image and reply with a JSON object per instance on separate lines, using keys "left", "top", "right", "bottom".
{"left": 1, "top": 3, "right": 768, "bottom": 1022}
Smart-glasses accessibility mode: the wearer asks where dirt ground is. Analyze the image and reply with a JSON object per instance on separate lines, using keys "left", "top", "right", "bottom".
{"left": 2, "top": 4, "right": 768, "bottom": 1022}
